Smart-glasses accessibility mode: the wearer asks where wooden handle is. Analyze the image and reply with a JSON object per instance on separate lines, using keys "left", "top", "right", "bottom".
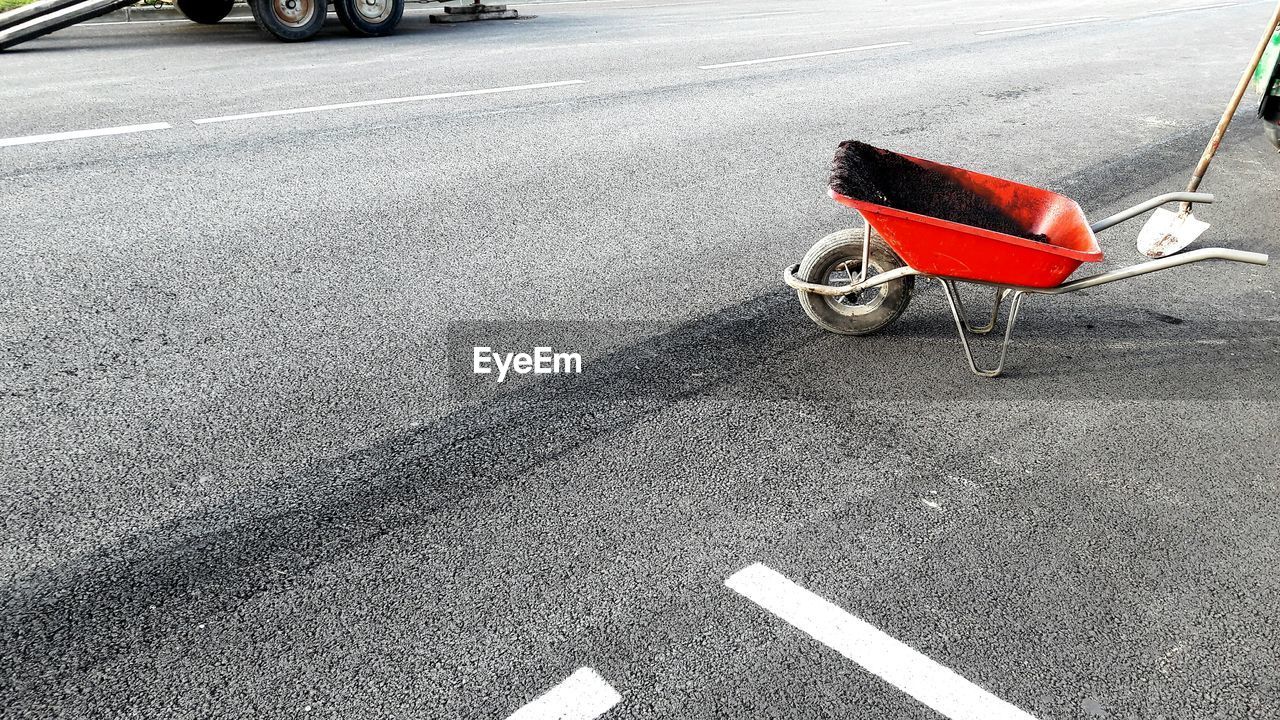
{"left": 1183, "top": 0, "right": 1280, "bottom": 206}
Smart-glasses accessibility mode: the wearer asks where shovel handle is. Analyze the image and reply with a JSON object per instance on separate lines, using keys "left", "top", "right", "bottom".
{"left": 1182, "top": 0, "right": 1280, "bottom": 211}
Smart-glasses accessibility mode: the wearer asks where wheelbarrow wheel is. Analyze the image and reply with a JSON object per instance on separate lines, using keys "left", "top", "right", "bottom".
{"left": 797, "top": 228, "right": 914, "bottom": 335}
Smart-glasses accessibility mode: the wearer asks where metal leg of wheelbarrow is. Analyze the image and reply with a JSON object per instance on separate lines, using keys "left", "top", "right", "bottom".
{"left": 940, "top": 281, "right": 1025, "bottom": 378}
{"left": 945, "top": 285, "right": 1009, "bottom": 334}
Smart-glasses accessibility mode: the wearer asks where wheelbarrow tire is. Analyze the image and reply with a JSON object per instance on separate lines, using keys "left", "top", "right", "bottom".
{"left": 797, "top": 228, "right": 914, "bottom": 336}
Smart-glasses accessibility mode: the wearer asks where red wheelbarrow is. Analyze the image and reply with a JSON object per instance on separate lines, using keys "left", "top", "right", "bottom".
{"left": 783, "top": 142, "right": 1270, "bottom": 377}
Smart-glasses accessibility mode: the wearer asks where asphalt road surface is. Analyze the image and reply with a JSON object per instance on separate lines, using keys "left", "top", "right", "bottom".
{"left": 2, "top": 1, "right": 1279, "bottom": 718}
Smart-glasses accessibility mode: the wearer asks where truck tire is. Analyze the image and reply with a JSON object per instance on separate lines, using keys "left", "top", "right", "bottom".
{"left": 249, "top": 0, "right": 326, "bottom": 41}
{"left": 175, "top": 0, "right": 234, "bottom": 24}
{"left": 334, "top": 0, "right": 403, "bottom": 36}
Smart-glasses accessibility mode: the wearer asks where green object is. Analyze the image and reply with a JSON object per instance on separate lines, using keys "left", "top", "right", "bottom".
{"left": 1253, "top": 28, "right": 1280, "bottom": 95}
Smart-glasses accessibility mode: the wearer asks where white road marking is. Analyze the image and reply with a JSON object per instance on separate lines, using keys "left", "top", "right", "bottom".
{"left": 516, "top": 0, "right": 632, "bottom": 4}
{"left": 0, "top": 122, "right": 171, "bottom": 148}
{"left": 516, "top": 0, "right": 695, "bottom": 6}
{"left": 83, "top": 15, "right": 261, "bottom": 24}
{"left": 82, "top": 17, "right": 208, "bottom": 25}
{"left": 505, "top": 667, "right": 621, "bottom": 720}
{"left": 79, "top": 8, "right": 446, "bottom": 25}
{"left": 192, "top": 79, "right": 585, "bottom": 124}
{"left": 698, "top": 41, "right": 909, "bottom": 69}
{"left": 975, "top": 16, "right": 1107, "bottom": 35}
{"left": 1143, "top": 2, "right": 1238, "bottom": 15}
{"left": 726, "top": 563, "right": 1039, "bottom": 720}
{"left": 720, "top": 10, "right": 805, "bottom": 19}
{"left": 526, "top": 0, "right": 713, "bottom": 11}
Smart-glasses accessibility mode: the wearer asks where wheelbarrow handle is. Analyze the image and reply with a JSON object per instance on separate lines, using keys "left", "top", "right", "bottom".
{"left": 783, "top": 263, "right": 921, "bottom": 296}
{"left": 1042, "top": 247, "right": 1269, "bottom": 295}
{"left": 1089, "top": 192, "right": 1215, "bottom": 233}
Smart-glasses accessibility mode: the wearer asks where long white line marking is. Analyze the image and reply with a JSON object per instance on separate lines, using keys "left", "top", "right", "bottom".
{"left": 82, "top": 15, "right": 263, "bottom": 25}
{"left": 726, "top": 563, "right": 1039, "bottom": 720}
{"left": 1143, "top": 2, "right": 1238, "bottom": 15}
{"left": 719, "top": 10, "right": 805, "bottom": 19}
{"left": 516, "top": 0, "right": 697, "bottom": 6}
{"left": 192, "top": 79, "right": 585, "bottom": 125}
{"left": 0, "top": 122, "right": 171, "bottom": 148}
{"left": 82, "top": 17, "right": 209, "bottom": 25}
{"left": 698, "top": 41, "right": 909, "bottom": 70}
{"left": 505, "top": 667, "right": 621, "bottom": 720}
{"left": 975, "top": 16, "right": 1107, "bottom": 35}
{"left": 515, "top": 0, "right": 633, "bottom": 5}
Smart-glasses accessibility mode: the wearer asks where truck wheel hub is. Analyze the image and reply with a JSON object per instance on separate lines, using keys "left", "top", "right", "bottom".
{"left": 272, "top": 0, "right": 314, "bottom": 26}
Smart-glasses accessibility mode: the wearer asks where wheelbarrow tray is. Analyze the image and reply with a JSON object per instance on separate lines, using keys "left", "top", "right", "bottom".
{"left": 829, "top": 151, "right": 1103, "bottom": 288}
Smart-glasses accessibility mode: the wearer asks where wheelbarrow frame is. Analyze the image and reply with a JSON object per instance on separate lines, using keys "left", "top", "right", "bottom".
{"left": 784, "top": 191, "right": 1270, "bottom": 377}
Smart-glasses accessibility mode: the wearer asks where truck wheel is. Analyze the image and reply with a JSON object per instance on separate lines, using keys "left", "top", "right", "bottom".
{"left": 249, "top": 0, "right": 326, "bottom": 41}
{"left": 175, "top": 0, "right": 234, "bottom": 23}
{"left": 335, "top": 0, "right": 403, "bottom": 36}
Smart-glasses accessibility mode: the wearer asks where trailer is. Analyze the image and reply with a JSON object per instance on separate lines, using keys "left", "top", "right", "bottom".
{"left": 0, "top": 0, "right": 514, "bottom": 50}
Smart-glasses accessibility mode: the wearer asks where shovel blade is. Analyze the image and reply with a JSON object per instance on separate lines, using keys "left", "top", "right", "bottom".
{"left": 1136, "top": 208, "right": 1210, "bottom": 258}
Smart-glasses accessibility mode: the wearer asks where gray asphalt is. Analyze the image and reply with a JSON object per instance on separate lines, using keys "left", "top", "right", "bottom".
{"left": 1, "top": 0, "right": 1278, "bottom": 718}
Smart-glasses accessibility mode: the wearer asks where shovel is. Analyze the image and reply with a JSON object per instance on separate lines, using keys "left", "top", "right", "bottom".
{"left": 1138, "top": 0, "right": 1280, "bottom": 258}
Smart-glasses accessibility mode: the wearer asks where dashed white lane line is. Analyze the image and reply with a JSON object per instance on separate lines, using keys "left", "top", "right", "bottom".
{"left": 697, "top": 41, "right": 909, "bottom": 70}
{"left": 78, "top": 6, "right": 439, "bottom": 25}
{"left": 82, "top": 17, "right": 210, "bottom": 25}
{"left": 505, "top": 667, "right": 621, "bottom": 720}
{"left": 719, "top": 10, "right": 806, "bottom": 19}
{"left": 1144, "top": 2, "right": 1238, "bottom": 15}
{"left": 726, "top": 563, "right": 1039, "bottom": 720}
{"left": 975, "top": 16, "right": 1108, "bottom": 35}
{"left": 191, "top": 79, "right": 586, "bottom": 124}
{"left": 516, "top": 0, "right": 697, "bottom": 6}
{"left": 516, "top": 0, "right": 633, "bottom": 4}
{"left": 0, "top": 121, "right": 171, "bottom": 148}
